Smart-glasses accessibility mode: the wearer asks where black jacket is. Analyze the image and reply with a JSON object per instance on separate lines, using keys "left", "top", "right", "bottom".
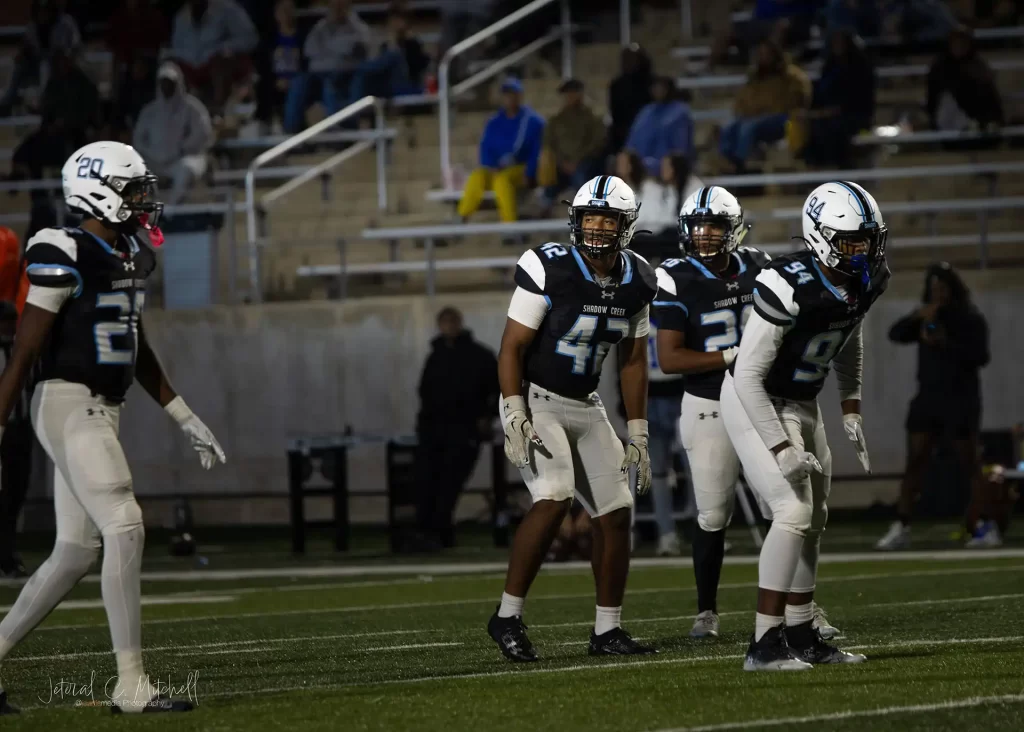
{"left": 889, "top": 306, "right": 989, "bottom": 401}
{"left": 417, "top": 330, "right": 499, "bottom": 436}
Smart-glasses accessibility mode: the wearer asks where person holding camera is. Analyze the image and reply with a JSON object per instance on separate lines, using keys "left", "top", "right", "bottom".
{"left": 876, "top": 262, "right": 991, "bottom": 550}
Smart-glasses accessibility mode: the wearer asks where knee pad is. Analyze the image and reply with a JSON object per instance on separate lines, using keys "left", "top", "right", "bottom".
{"left": 697, "top": 508, "right": 731, "bottom": 533}
{"left": 99, "top": 497, "right": 144, "bottom": 537}
{"left": 771, "top": 499, "right": 812, "bottom": 537}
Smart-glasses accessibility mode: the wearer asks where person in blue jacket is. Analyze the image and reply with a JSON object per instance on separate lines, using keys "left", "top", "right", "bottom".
{"left": 458, "top": 77, "right": 545, "bottom": 222}
{"left": 625, "top": 76, "right": 694, "bottom": 179}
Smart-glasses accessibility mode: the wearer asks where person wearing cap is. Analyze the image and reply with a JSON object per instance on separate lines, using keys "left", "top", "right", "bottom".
{"left": 133, "top": 61, "right": 215, "bottom": 209}
{"left": 457, "top": 77, "right": 545, "bottom": 223}
{"left": 538, "top": 79, "right": 606, "bottom": 215}
{"left": 0, "top": 226, "right": 31, "bottom": 578}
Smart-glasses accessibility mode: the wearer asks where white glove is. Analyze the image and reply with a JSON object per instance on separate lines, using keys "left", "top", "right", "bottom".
{"left": 775, "top": 445, "right": 822, "bottom": 484}
{"left": 721, "top": 347, "right": 739, "bottom": 367}
{"left": 165, "top": 397, "right": 226, "bottom": 470}
{"left": 501, "top": 395, "right": 543, "bottom": 469}
{"left": 843, "top": 413, "right": 871, "bottom": 474}
{"left": 622, "top": 419, "right": 652, "bottom": 495}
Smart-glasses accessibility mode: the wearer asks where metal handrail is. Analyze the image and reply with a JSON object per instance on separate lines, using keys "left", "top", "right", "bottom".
{"left": 438, "top": 0, "right": 573, "bottom": 188}
{"left": 244, "top": 95, "right": 386, "bottom": 302}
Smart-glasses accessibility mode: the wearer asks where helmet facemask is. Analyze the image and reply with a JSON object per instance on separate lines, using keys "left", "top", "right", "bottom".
{"left": 679, "top": 212, "right": 741, "bottom": 261}
{"left": 570, "top": 205, "right": 635, "bottom": 261}
{"left": 105, "top": 173, "right": 165, "bottom": 246}
{"left": 812, "top": 220, "right": 887, "bottom": 287}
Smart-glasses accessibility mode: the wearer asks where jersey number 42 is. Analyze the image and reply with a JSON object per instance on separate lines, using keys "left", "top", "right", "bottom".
{"left": 556, "top": 315, "right": 630, "bottom": 375}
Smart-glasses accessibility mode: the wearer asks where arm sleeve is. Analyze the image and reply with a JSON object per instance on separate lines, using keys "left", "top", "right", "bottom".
{"left": 733, "top": 310, "right": 790, "bottom": 451}
{"left": 507, "top": 287, "right": 549, "bottom": 330}
{"left": 25, "top": 284, "right": 74, "bottom": 313}
{"left": 832, "top": 322, "right": 863, "bottom": 402}
{"left": 888, "top": 313, "right": 921, "bottom": 343}
{"left": 628, "top": 305, "right": 650, "bottom": 339}
{"left": 652, "top": 267, "right": 688, "bottom": 332}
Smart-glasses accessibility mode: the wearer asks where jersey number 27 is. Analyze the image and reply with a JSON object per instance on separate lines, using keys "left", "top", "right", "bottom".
{"left": 95, "top": 291, "right": 145, "bottom": 365}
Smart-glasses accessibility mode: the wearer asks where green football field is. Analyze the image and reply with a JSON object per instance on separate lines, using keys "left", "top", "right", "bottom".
{"left": 1, "top": 526, "right": 1023, "bottom": 731}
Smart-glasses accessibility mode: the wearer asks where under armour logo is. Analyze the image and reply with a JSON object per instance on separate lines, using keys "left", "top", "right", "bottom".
{"left": 600, "top": 290, "right": 615, "bottom": 300}
{"left": 124, "top": 261, "right": 135, "bottom": 271}
{"left": 726, "top": 282, "right": 740, "bottom": 291}
{"left": 86, "top": 408, "right": 106, "bottom": 417}
{"left": 532, "top": 391, "right": 552, "bottom": 402}
{"left": 698, "top": 412, "right": 719, "bottom": 420}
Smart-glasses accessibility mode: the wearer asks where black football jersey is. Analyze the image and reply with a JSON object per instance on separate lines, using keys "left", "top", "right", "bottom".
{"left": 749, "top": 248, "right": 889, "bottom": 401}
{"left": 25, "top": 227, "right": 157, "bottom": 402}
{"left": 514, "top": 243, "right": 658, "bottom": 399}
{"left": 653, "top": 248, "right": 770, "bottom": 400}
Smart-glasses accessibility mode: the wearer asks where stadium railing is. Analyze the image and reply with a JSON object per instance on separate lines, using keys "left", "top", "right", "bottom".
{"left": 852, "top": 125, "right": 1024, "bottom": 147}
{"left": 437, "top": 0, "right": 575, "bottom": 189}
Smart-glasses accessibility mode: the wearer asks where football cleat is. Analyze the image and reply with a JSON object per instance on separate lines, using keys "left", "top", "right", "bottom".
{"left": 588, "top": 627, "right": 657, "bottom": 656}
{"left": 966, "top": 520, "right": 1003, "bottom": 549}
{"left": 875, "top": 521, "right": 910, "bottom": 551}
{"left": 811, "top": 602, "right": 841, "bottom": 640}
{"left": 656, "top": 533, "right": 682, "bottom": 557}
{"left": 0, "top": 691, "right": 20, "bottom": 715}
{"left": 785, "top": 621, "right": 866, "bottom": 665}
{"left": 689, "top": 610, "right": 720, "bottom": 639}
{"left": 743, "top": 625, "right": 813, "bottom": 671}
{"left": 111, "top": 695, "right": 194, "bottom": 714}
{"left": 487, "top": 608, "right": 538, "bottom": 662}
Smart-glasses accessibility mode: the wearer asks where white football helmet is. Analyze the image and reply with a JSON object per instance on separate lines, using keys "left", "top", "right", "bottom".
{"left": 568, "top": 175, "right": 640, "bottom": 259}
{"left": 801, "top": 181, "right": 887, "bottom": 284}
{"left": 678, "top": 185, "right": 747, "bottom": 260}
{"left": 61, "top": 141, "right": 164, "bottom": 245}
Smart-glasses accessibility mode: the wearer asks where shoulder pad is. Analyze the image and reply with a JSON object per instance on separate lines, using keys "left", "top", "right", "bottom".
{"left": 655, "top": 267, "right": 678, "bottom": 297}
{"left": 26, "top": 228, "right": 79, "bottom": 263}
{"left": 514, "top": 248, "right": 547, "bottom": 294}
{"left": 753, "top": 269, "right": 800, "bottom": 326}
{"left": 739, "top": 246, "right": 771, "bottom": 269}
{"left": 628, "top": 251, "right": 658, "bottom": 294}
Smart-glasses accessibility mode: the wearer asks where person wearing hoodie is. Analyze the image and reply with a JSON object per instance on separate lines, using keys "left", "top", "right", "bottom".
{"left": 458, "top": 78, "right": 545, "bottom": 223}
{"left": 133, "top": 62, "right": 215, "bottom": 209}
{"left": 413, "top": 307, "right": 499, "bottom": 551}
{"left": 625, "top": 77, "right": 695, "bottom": 179}
{"left": 170, "top": 0, "right": 259, "bottom": 112}
{"left": 284, "top": 0, "right": 372, "bottom": 133}
{"left": 719, "top": 39, "right": 810, "bottom": 172}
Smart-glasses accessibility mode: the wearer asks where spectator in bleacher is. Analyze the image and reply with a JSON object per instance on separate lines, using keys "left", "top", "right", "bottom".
{"left": 259, "top": 0, "right": 303, "bottom": 129}
{"left": 537, "top": 79, "right": 606, "bottom": 216}
{"left": 824, "top": 0, "right": 881, "bottom": 38}
{"left": 608, "top": 44, "right": 652, "bottom": 156}
{"left": 799, "top": 29, "right": 875, "bottom": 168}
{"left": 170, "top": 0, "right": 259, "bottom": 114}
{"left": 0, "top": 0, "right": 81, "bottom": 117}
{"left": 347, "top": 4, "right": 430, "bottom": 104}
{"left": 719, "top": 40, "right": 810, "bottom": 173}
{"left": 283, "top": 0, "right": 372, "bottom": 133}
{"left": 927, "top": 25, "right": 1005, "bottom": 132}
{"left": 457, "top": 77, "right": 544, "bottom": 223}
{"left": 133, "top": 61, "right": 214, "bottom": 209}
{"left": 632, "top": 154, "right": 702, "bottom": 260}
{"left": 625, "top": 76, "right": 694, "bottom": 179}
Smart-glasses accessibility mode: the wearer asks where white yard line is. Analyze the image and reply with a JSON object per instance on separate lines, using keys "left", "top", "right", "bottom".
{"left": 27, "top": 563, "right": 1024, "bottom": 633}
{"left": 654, "top": 693, "right": 1024, "bottom": 732}
{"left": 177, "top": 641, "right": 462, "bottom": 658}
{"left": 54, "top": 548, "right": 1024, "bottom": 584}
{"left": 0, "top": 594, "right": 235, "bottom": 613}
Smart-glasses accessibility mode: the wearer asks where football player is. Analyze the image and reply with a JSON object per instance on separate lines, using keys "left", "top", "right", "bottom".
{"left": 720, "top": 181, "right": 887, "bottom": 670}
{"left": 653, "top": 186, "right": 769, "bottom": 639}
{"left": 0, "top": 142, "right": 225, "bottom": 715}
{"left": 489, "top": 175, "right": 658, "bottom": 661}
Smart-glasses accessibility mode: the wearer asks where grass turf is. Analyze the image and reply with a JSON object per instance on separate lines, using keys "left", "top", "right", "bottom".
{"left": 1, "top": 546, "right": 1023, "bottom": 730}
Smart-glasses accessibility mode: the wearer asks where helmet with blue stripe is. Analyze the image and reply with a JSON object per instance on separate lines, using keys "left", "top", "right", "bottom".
{"left": 678, "top": 185, "right": 746, "bottom": 260}
{"left": 568, "top": 175, "right": 639, "bottom": 260}
{"left": 801, "top": 181, "right": 887, "bottom": 285}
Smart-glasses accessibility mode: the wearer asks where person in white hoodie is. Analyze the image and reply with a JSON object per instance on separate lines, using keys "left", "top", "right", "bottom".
{"left": 133, "top": 62, "right": 215, "bottom": 209}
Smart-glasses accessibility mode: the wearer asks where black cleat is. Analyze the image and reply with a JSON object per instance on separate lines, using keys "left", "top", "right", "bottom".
{"left": 588, "top": 627, "right": 657, "bottom": 656}
{"left": 0, "top": 691, "right": 20, "bottom": 715}
{"left": 111, "top": 695, "right": 194, "bottom": 714}
{"left": 487, "top": 607, "right": 538, "bottom": 662}
{"left": 743, "top": 625, "right": 813, "bottom": 671}
{"left": 785, "top": 621, "right": 866, "bottom": 665}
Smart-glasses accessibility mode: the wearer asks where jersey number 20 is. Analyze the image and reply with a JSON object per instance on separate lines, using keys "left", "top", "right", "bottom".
{"left": 557, "top": 315, "right": 630, "bottom": 375}
{"left": 95, "top": 292, "right": 145, "bottom": 365}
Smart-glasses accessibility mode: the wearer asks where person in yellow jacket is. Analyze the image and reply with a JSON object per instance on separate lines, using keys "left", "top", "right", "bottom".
{"left": 457, "top": 77, "right": 545, "bottom": 222}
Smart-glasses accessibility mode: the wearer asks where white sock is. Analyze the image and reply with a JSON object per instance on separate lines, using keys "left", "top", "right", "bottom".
{"left": 785, "top": 602, "right": 815, "bottom": 627}
{"left": 112, "top": 650, "right": 157, "bottom": 712}
{"left": 594, "top": 605, "right": 622, "bottom": 635}
{"left": 758, "top": 525, "right": 804, "bottom": 593}
{"left": 497, "top": 592, "right": 524, "bottom": 619}
{"left": 755, "top": 612, "right": 784, "bottom": 642}
{"left": 791, "top": 532, "right": 820, "bottom": 595}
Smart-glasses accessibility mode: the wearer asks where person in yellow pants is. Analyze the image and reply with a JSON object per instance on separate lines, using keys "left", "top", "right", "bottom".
{"left": 457, "top": 77, "right": 545, "bottom": 223}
